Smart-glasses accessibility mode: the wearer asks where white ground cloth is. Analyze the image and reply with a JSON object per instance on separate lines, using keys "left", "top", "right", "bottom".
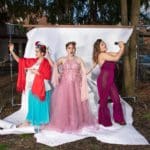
{"left": 0, "top": 27, "right": 149, "bottom": 146}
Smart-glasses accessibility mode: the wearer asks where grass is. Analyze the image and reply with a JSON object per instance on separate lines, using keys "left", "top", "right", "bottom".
{"left": 142, "top": 113, "right": 150, "bottom": 120}
{"left": 0, "top": 144, "right": 9, "bottom": 150}
{"left": 19, "top": 134, "right": 32, "bottom": 139}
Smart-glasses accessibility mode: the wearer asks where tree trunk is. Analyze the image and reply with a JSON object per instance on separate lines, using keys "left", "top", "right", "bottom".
{"left": 129, "top": 0, "right": 141, "bottom": 94}
{"left": 121, "top": 0, "right": 141, "bottom": 96}
{"left": 120, "top": 0, "right": 128, "bottom": 25}
{"left": 120, "top": 0, "right": 133, "bottom": 96}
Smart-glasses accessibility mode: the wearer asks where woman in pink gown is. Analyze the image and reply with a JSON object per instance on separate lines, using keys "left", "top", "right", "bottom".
{"left": 46, "top": 41, "right": 95, "bottom": 132}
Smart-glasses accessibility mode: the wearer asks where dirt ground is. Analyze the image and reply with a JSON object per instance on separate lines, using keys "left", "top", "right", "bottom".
{"left": 0, "top": 80, "right": 150, "bottom": 150}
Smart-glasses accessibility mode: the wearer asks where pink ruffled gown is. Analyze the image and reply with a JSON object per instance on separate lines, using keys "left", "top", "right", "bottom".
{"left": 46, "top": 59, "right": 95, "bottom": 132}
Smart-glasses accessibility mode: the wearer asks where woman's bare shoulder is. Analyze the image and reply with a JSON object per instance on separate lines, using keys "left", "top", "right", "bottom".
{"left": 75, "top": 56, "right": 84, "bottom": 64}
{"left": 98, "top": 53, "right": 106, "bottom": 65}
{"left": 56, "top": 56, "right": 66, "bottom": 64}
{"left": 98, "top": 53, "right": 104, "bottom": 59}
{"left": 58, "top": 56, "right": 66, "bottom": 60}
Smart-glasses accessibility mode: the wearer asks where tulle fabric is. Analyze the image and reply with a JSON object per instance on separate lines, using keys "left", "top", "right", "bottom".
{"left": 45, "top": 59, "right": 95, "bottom": 132}
{"left": 51, "top": 62, "right": 88, "bottom": 101}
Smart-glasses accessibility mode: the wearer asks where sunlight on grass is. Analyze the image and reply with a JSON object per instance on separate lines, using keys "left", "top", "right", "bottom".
{"left": 0, "top": 144, "right": 8, "bottom": 150}
{"left": 142, "top": 113, "right": 150, "bottom": 120}
{"left": 19, "top": 134, "right": 32, "bottom": 139}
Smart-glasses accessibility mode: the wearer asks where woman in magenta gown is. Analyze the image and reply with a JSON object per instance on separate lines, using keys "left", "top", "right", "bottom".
{"left": 46, "top": 41, "right": 95, "bottom": 132}
{"left": 92, "top": 39, "right": 126, "bottom": 127}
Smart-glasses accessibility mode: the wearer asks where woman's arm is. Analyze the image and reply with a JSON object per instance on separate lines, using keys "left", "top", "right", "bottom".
{"left": 53, "top": 57, "right": 64, "bottom": 75}
{"left": 107, "top": 52, "right": 118, "bottom": 56}
{"left": 86, "top": 63, "right": 97, "bottom": 75}
{"left": 8, "top": 43, "right": 19, "bottom": 62}
{"left": 78, "top": 57, "right": 88, "bottom": 101}
{"left": 45, "top": 50, "right": 54, "bottom": 67}
{"left": 48, "top": 57, "right": 54, "bottom": 67}
{"left": 56, "top": 57, "right": 64, "bottom": 66}
{"left": 80, "top": 59, "right": 87, "bottom": 75}
{"left": 77, "top": 57, "right": 87, "bottom": 75}
{"left": 103, "top": 41, "right": 125, "bottom": 62}
{"left": 51, "top": 57, "right": 63, "bottom": 87}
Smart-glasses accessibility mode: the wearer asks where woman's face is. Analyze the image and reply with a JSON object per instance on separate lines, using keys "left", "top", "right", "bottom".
{"left": 35, "top": 48, "right": 43, "bottom": 58}
{"left": 99, "top": 41, "right": 107, "bottom": 52}
{"left": 66, "top": 44, "right": 76, "bottom": 56}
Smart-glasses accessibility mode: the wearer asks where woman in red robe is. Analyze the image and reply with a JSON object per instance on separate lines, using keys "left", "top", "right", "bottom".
{"left": 8, "top": 42, "right": 53, "bottom": 131}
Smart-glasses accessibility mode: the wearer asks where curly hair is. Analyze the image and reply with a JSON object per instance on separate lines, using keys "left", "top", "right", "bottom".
{"left": 35, "top": 41, "right": 46, "bottom": 55}
{"left": 92, "top": 39, "right": 102, "bottom": 64}
{"left": 65, "top": 41, "right": 76, "bottom": 49}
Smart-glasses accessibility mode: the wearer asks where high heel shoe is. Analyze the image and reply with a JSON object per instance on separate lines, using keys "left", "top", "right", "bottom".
{"left": 117, "top": 121, "right": 126, "bottom": 125}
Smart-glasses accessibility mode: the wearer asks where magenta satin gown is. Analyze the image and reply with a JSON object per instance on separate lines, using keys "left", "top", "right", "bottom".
{"left": 46, "top": 59, "right": 94, "bottom": 132}
{"left": 97, "top": 61, "right": 125, "bottom": 126}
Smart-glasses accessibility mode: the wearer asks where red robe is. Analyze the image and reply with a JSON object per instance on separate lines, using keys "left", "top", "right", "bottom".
{"left": 17, "top": 58, "right": 51, "bottom": 101}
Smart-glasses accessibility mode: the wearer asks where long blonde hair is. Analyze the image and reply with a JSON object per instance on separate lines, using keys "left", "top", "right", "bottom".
{"left": 92, "top": 39, "right": 102, "bottom": 64}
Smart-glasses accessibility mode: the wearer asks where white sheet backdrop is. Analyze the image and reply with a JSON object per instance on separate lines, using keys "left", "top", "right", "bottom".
{"left": 0, "top": 26, "right": 149, "bottom": 146}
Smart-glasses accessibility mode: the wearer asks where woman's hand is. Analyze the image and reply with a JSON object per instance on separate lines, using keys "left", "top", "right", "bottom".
{"left": 8, "top": 43, "right": 19, "bottom": 62}
{"left": 8, "top": 43, "right": 14, "bottom": 52}
{"left": 118, "top": 41, "right": 125, "bottom": 50}
{"left": 103, "top": 41, "right": 125, "bottom": 62}
{"left": 31, "top": 69, "right": 40, "bottom": 75}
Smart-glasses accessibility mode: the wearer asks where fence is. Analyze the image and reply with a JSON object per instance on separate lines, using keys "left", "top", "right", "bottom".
{"left": 137, "top": 28, "right": 150, "bottom": 83}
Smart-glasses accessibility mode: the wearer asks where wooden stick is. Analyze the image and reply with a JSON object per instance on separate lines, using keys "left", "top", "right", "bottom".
{"left": 23, "top": 24, "right": 133, "bottom": 28}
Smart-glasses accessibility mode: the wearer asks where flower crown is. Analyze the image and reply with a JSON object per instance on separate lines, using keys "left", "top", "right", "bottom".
{"left": 35, "top": 41, "right": 46, "bottom": 50}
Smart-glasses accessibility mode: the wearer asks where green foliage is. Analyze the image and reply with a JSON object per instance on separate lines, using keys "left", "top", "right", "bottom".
{"left": 17, "top": 24, "right": 27, "bottom": 34}
{"left": 0, "top": 0, "right": 149, "bottom": 24}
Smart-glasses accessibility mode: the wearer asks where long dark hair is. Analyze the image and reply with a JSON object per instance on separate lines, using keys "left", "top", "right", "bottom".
{"left": 92, "top": 39, "right": 102, "bottom": 64}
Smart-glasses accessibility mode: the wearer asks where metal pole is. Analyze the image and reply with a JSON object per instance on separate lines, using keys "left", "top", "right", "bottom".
{"left": 6, "top": 23, "right": 21, "bottom": 106}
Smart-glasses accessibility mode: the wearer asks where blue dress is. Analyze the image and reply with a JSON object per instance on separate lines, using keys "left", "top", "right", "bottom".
{"left": 26, "top": 90, "right": 52, "bottom": 126}
{"left": 25, "top": 60, "right": 52, "bottom": 126}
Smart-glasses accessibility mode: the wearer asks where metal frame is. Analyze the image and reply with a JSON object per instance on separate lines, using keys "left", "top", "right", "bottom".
{"left": 122, "top": 96, "right": 137, "bottom": 102}
{"left": 23, "top": 24, "right": 133, "bottom": 28}
{"left": 6, "top": 23, "right": 21, "bottom": 106}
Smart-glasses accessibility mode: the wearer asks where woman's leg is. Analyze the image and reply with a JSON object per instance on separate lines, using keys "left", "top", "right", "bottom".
{"left": 109, "top": 82, "right": 126, "bottom": 125}
{"left": 97, "top": 72, "right": 112, "bottom": 126}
